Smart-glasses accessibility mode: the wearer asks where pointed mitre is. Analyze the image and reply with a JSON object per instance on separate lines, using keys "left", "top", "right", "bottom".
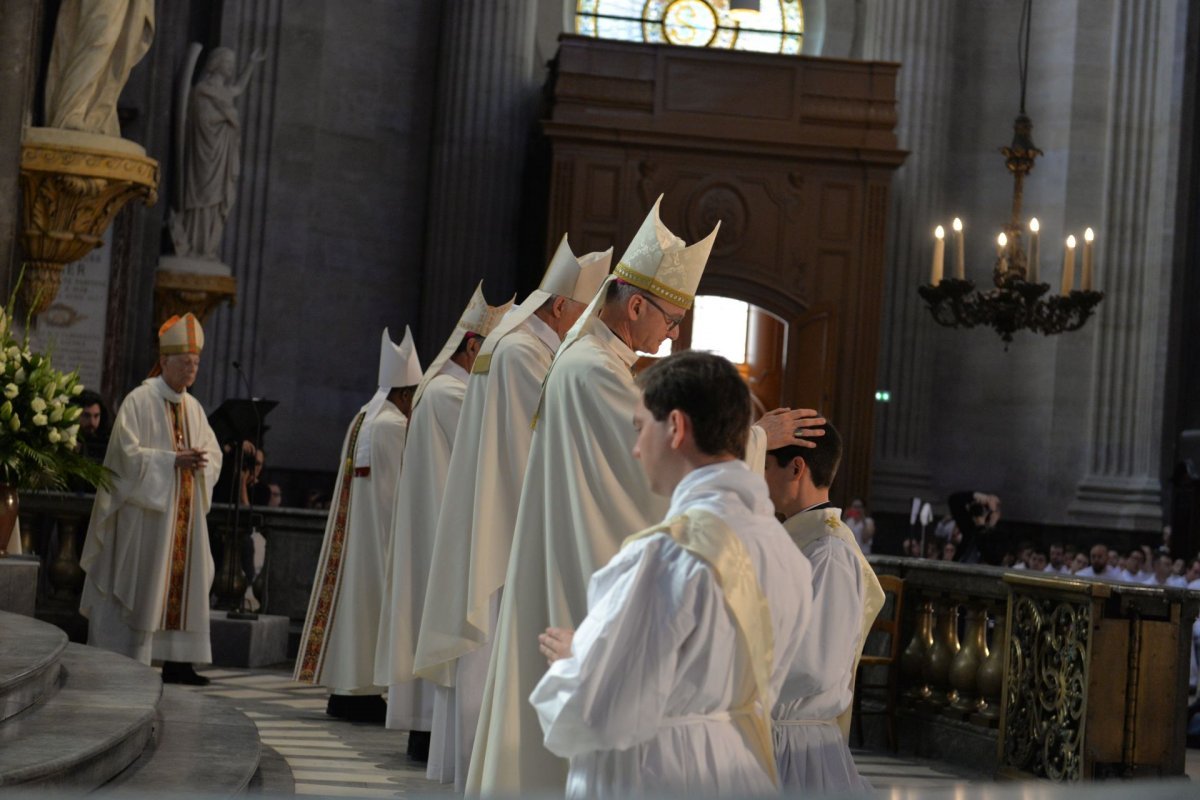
{"left": 414, "top": 283, "right": 514, "bottom": 407}
{"left": 378, "top": 326, "right": 423, "bottom": 389}
{"left": 612, "top": 194, "right": 718, "bottom": 310}
{"left": 158, "top": 313, "right": 205, "bottom": 355}
{"left": 472, "top": 234, "right": 613, "bottom": 375}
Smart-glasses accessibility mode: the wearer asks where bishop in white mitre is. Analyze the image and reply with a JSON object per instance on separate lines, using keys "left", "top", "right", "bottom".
{"left": 762, "top": 420, "right": 885, "bottom": 792}
{"left": 293, "top": 327, "right": 423, "bottom": 722}
{"left": 80, "top": 313, "right": 222, "bottom": 685}
{"left": 530, "top": 351, "right": 814, "bottom": 798}
{"left": 375, "top": 285, "right": 512, "bottom": 761}
{"left": 412, "top": 235, "right": 611, "bottom": 786}
{"left": 468, "top": 196, "right": 822, "bottom": 794}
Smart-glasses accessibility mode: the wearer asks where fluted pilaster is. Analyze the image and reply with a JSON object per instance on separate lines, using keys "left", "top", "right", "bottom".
{"left": 863, "top": 0, "right": 957, "bottom": 512}
{"left": 1069, "top": 0, "right": 1181, "bottom": 530}
{"left": 417, "top": 0, "right": 538, "bottom": 358}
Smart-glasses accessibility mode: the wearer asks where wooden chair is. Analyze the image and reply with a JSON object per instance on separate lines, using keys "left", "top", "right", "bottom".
{"left": 852, "top": 574, "right": 904, "bottom": 752}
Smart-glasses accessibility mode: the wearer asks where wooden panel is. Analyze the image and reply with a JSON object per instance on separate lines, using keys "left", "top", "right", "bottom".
{"left": 663, "top": 59, "right": 794, "bottom": 119}
{"left": 584, "top": 164, "right": 621, "bottom": 221}
{"left": 1131, "top": 620, "right": 1180, "bottom": 767}
{"left": 790, "top": 307, "right": 837, "bottom": 412}
{"left": 1085, "top": 618, "right": 1129, "bottom": 768}
{"left": 818, "top": 184, "right": 855, "bottom": 241}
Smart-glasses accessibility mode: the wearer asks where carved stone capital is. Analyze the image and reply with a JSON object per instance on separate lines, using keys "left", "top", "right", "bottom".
{"left": 18, "top": 127, "right": 159, "bottom": 315}
{"left": 154, "top": 267, "right": 238, "bottom": 329}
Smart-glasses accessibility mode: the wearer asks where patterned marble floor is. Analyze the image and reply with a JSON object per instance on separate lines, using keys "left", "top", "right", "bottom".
{"left": 177, "top": 664, "right": 978, "bottom": 797}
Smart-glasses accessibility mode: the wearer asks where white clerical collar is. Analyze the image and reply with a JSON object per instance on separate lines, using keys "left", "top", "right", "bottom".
{"left": 593, "top": 317, "right": 638, "bottom": 369}
{"left": 523, "top": 312, "right": 561, "bottom": 354}
{"left": 148, "top": 375, "right": 185, "bottom": 403}
{"left": 438, "top": 359, "right": 469, "bottom": 384}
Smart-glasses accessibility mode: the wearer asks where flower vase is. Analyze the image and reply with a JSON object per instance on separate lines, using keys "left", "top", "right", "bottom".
{"left": 0, "top": 484, "right": 18, "bottom": 556}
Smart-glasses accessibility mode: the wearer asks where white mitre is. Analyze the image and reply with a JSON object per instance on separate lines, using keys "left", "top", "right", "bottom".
{"left": 472, "top": 234, "right": 613, "bottom": 375}
{"left": 354, "top": 326, "right": 423, "bottom": 471}
{"left": 414, "top": 283, "right": 514, "bottom": 407}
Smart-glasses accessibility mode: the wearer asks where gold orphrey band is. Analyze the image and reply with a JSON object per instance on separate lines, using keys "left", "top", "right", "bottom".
{"left": 613, "top": 262, "right": 695, "bottom": 309}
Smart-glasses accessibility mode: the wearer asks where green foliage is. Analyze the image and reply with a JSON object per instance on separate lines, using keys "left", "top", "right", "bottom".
{"left": 0, "top": 270, "right": 112, "bottom": 491}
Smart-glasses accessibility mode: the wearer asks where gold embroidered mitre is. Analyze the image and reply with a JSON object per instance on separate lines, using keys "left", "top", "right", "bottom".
{"left": 158, "top": 313, "right": 204, "bottom": 355}
{"left": 415, "top": 282, "right": 515, "bottom": 406}
{"left": 614, "top": 194, "right": 719, "bottom": 310}
{"left": 378, "top": 325, "right": 423, "bottom": 389}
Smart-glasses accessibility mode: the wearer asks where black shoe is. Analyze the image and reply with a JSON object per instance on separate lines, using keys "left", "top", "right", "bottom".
{"left": 161, "top": 661, "right": 211, "bottom": 686}
{"left": 325, "top": 693, "right": 387, "bottom": 723}
{"left": 407, "top": 729, "right": 431, "bottom": 762}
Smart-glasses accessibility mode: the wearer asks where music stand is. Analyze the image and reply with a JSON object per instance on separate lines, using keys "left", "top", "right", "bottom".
{"left": 209, "top": 398, "right": 277, "bottom": 619}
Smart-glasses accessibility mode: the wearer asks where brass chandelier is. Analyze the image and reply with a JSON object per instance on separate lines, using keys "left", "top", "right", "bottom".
{"left": 917, "top": 0, "right": 1103, "bottom": 345}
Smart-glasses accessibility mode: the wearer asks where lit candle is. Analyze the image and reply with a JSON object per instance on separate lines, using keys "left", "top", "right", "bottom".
{"left": 1081, "top": 227, "right": 1095, "bottom": 290}
{"left": 997, "top": 232, "right": 1008, "bottom": 273}
{"left": 1028, "top": 218, "right": 1040, "bottom": 283}
{"left": 952, "top": 218, "right": 965, "bottom": 280}
{"left": 1061, "top": 234, "right": 1076, "bottom": 294}
{"left": 931, "top": 225, "right": 945, "bottom": 285}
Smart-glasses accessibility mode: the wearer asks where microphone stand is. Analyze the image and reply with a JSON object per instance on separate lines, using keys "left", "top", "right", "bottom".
{"left": 226, "top": 359, "right": 261, "bottom": 620}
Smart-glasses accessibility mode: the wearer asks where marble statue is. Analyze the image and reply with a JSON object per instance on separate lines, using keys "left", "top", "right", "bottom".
{"left": 43, "top": 0, "right": 155, "bottom": 138}
{"left": 169, "top": 46, "right": 266, "bottom": 261}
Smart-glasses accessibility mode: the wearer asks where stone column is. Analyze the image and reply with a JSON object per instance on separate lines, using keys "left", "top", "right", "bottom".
{"left": 417, "top": 0, "right": 539, "bottom": 358}
{"left": 0, "top": 0, "right": 42, "bottom": 294}
{"left": 862, "top": 0, "right": 958, "bottom": 512}
{"left": 1069, "top": 0, "right": 1185, "bottom": 530}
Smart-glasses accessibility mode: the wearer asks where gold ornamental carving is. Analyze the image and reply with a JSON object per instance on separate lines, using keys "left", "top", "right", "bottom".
{"left": 18, "top": 127, "right": 159, "bottom": 315}
{"left": 153, "top": 269, "right": 237, "bottom": 328}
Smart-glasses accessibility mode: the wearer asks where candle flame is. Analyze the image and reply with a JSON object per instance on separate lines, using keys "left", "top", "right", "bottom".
{"left": 953, "top": 217, "right": 963, "bottom": 232}
{"left": 935, "top": 225, "right": 945, "bottom": 239}
{"left": 997, "top": 232, "right": 1007, "bottom": 247}
{"left": 1067, "top": 235, "right": 1077, "bottom": 248}
{"left": 1084, "top": 227, "right": 1094, "bottom": 242}
{"left": 1029, "top": 217, "right": 1040, "bottom": 232}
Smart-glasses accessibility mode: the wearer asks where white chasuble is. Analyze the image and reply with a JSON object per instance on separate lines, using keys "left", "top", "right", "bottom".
{"left": 375, "top": 363, "right": 468, "bottom": 731}
{"left": 414, "top": 317, "right": 559, "bottom": 788}
{"left": 529, "top": 461, "right": 813, "bottom": 799}
{"left": 774, "top": 507, "right": 884, "bottom": 793}
{"left": 467, "top": 318, "right": 768, "bottom": 795}
{"left": 80, "top": 377, "right": 222, "bottom": 665}
{"left": 294, "top": 402, "right": 408, "bottom": 693}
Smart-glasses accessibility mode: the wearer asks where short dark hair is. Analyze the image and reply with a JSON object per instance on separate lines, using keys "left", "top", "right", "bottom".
{"left": 636, "top": 351, "right": 751, "bottom": 459}
{"left": 769, "top": 419, "right": 842, "bottom": 488}
{"left": 452, "top": 333, "right": 478, "bottom": 357}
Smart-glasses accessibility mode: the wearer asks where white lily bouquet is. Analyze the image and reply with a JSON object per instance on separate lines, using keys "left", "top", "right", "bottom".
{"left": 0, "top": 282, "right": 108, "bottom": 491}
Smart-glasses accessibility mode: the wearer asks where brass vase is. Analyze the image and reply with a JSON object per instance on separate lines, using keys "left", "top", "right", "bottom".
{"left": 975, "top": 608, "right": 1007, "bottom": 719}
{"left": 0, "top": 485, "right": 17, "bottom": 556}
{"left": 901, "top": 600, "right": 935, "bottom": 699}
{"left": 923, "top": 601, "right": 960, "bottom": 705}
{"left": 949, "top": 605, "right": 988, "bottom": 711}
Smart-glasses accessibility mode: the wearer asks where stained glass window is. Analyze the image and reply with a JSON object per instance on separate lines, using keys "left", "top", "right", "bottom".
{"left": 576, "top": 1, "right": 803, "bottom": 56}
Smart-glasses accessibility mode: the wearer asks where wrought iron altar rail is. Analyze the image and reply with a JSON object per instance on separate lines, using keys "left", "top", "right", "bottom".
{"left": 869, "top": 556, "right": 1199, "bottom": 780}
{"left": 16, "top": 491, "right": 329, "bottom": 628}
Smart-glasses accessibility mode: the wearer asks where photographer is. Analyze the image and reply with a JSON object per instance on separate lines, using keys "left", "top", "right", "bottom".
{"left": 947, "top": 491, "right": 1003, "bottom": 564}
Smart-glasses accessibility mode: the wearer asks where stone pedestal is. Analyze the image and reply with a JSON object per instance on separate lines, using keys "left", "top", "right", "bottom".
{"left": 154, "top": 256, "right": 237, "bottom": 327}
{"left": 209, "top": 610, "right": 288, "bottom": 668}
{"left": 0, "top": 557, "right": 39, "bottom": 616}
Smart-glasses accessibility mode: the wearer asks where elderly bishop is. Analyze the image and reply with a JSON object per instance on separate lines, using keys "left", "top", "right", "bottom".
{"left": 375, "top": 286, "right": 512, "bottom": 762}
{"left": 413, "top": 235, "right": 611, "bottom": 786}
{"left": 294, "top": 327, "right": 423, "bottom": 722}
{"left": 80, "top": 313, "right": 222, "bottom": 685}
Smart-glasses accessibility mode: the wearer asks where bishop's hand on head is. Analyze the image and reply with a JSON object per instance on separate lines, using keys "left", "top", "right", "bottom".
{"left": 756, "top": 408, "right": 827, "bottom": 450}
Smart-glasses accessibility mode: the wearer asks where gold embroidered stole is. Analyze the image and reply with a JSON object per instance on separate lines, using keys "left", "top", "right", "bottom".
{"left": 163, "top": 400, "right": 194, "bottom": 631}
{"left": 622, "top": 509, "right": 779, "bottom": 786}
{"left": 296, "top": 412, "right": 367, "bottom": 683}
{"left": 784, "top": 509, "right": 885, "bottom": 738}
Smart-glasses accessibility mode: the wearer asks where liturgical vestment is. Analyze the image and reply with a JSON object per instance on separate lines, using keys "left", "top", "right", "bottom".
{"left": 375, "top": 362, "right": 468, "bottom": 731}
{"left": 80, "top": 376, "right": 222, "bottom": 664}
{"left": 468, "top": 317, "right": 767, "bottom": 794}
{"left": 413, "top": 315, "right": 561, "bottom": 786}
{"left": 774, "top": 507, "right": 885, "bottom": 792}
{"left": 530, "top": 461, "right": 814, "bottom": 799}
{"left": 294, "top": 402, "right": 408, "bottom": 693}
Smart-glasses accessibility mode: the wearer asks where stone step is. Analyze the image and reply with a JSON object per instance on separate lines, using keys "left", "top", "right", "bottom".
{"left": 0, "top": 610, "right": 67, "bottom": 723}
{"left": 0, "top": 643, "right": 160, "bottom": 789}
{"left": 103, "top": 686, "right": 262, "bottom": 796}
